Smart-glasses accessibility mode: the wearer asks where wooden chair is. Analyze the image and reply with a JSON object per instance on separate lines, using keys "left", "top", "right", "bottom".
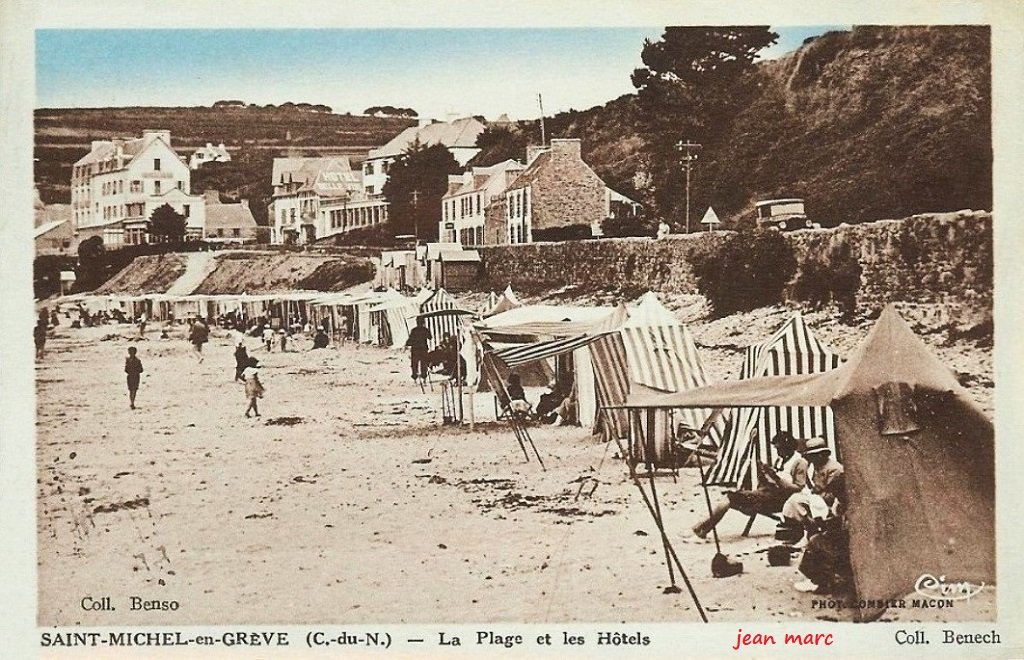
{"left": 742, "top": 512, "right": 784, "bottom": 537}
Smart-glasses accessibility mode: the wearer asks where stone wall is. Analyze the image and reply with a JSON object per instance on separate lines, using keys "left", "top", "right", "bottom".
{"left": 478, "top": 210, "right": 992, "bottom": 314}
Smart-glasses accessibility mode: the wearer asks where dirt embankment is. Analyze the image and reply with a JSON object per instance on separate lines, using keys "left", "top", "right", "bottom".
{"left": 94, "top": 250, "right": 375, "bottom": 296}
{"left": 92, "top": 254, "right": 188, "bottom": 295}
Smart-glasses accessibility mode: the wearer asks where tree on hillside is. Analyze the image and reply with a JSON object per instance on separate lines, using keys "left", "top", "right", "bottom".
{"left": 632, "top": 27, "right": 778, "bottom": 228}
{"left": 75, "top": 235, "right": 107, "bottom": 291}
{"left": 470, "top": 125, "right": 532, "bottom": 168}
{"left": 382, "top": 142, "right": 462, "bottom": 241}
{"left": 149, "top": 204, "right": 187, "bottom": 243}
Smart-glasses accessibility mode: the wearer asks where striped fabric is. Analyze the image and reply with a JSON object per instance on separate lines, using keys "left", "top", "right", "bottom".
{"left": 493, "top": 333, "right": 607, "bottom": 367}
{"left": 707, "top": 313, "right": 842, "bottom": 488}
{"left": 589, "top": 333, "right": 631, "bottom": 440}
{"left": 420, "top": 288, "right": 461, "bottom": 349}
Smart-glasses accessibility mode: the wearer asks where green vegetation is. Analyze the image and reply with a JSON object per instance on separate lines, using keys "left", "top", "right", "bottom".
{"left": 691, "top": 230, "right": 796, "bottom": 316}
{"left": 476, "top": 26, "right": 991, "bottom": 232}
{"left": 381, "top": 142, "right": 462, "bottom": 242}
{"left": 149, "top": 204, "right": 187, "bottom": 242}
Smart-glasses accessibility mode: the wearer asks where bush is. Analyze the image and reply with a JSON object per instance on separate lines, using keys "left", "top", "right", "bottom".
{"left": 792, "top": 239, "right": 862, "bottom": 319}
{"left": 531, "top": 224, "right": 594, "bottom": 243}
{"left": 691, "top": 230, "right": 796, "bottom": 316}
{"left": 601, "top": 212, "right": 657, "bottom": 238}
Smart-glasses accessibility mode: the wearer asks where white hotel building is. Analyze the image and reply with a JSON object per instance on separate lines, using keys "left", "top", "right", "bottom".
{"left": 440, "top": 159, "right": 524, "bottom": 246}
{"left": 71, "top": 130, "right": 206, "bottom": 246}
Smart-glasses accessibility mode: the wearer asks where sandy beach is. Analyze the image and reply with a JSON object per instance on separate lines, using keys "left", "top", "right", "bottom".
{"left": 35, "top": 315, "right": 994, "bottom": 626}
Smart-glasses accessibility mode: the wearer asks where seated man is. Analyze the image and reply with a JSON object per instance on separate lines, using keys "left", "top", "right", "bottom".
{"left": 311, "top": 329, "right": 330, "bottom": 349}
{"left": 781, "top": 437, "right": 844, "bottom": 531}
{"left": 535, "top": 381, "right": 568, "bottom": 423}
{"left": 794, "top": 476, "right": 851, "bottom": 595}
{"left": 693, "top": 431, "right": 807, "bottom": 538}
{"left": 503, "top": 374, "right": 531, "bottom": 416}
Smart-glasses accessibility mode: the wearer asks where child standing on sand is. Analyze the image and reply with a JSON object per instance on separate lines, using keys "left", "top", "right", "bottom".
{"left": 242, "top": 357, "right": 264, "bottom": 418}
{"left": 125, "top": 346, "right": 144, "bottom": 409}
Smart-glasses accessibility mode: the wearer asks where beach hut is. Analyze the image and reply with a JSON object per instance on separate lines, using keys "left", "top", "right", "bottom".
{"left": 617, "top": 305, "right": 994, "bottom": 621}
{"left": 368, "top": 289, "right": 418, "bottom": 347}
{"left": 706, "top": 312, "right": 842, "bottom": 488}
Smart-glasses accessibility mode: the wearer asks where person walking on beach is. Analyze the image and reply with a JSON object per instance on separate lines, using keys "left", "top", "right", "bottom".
{"left": 262, "top": 325, "right": 275, "bottom": 352}
{"left": 34, "top": 319, "right": 48, "bottom": 359}
{"left": 242, "top": 357, "right": 264, "bottom": 418}
{"left": 138, "top": 312, "right": 148, "bottom": 339}
{"left": 405, "top": 317, "right": 432, "bottom": 382}
{"left": 234, "top": 339, "right": 250, "bottom": 382}
{"left": 124, "top": 346, "right": 144, "bottom": 409}
{"left": 188, "top": 318, "right": 209, "bottom": 363}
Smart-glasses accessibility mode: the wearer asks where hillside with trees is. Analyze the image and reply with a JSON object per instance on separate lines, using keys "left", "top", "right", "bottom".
{"left": 472, "top": 26, "right": 991, "bottom": 230}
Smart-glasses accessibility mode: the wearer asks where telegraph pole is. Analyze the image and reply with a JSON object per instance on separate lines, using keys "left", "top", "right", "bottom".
{"left": 410, "top": 189, "right": 420, "bottom": 244}
{"left": 677, "top": 141, "right": 702, "bottom": 233}
{"left": 538, "top": 94, "right": 546, "bottom": 146}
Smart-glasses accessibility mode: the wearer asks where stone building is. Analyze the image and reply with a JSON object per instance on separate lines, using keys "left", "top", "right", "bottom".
{"left": 502, "top": 138, "right": 607, "bottom": 243}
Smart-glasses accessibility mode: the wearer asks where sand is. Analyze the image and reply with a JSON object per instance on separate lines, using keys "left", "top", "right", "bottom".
{"left": 35, "top": 318, "right": 994, "bottom": 626}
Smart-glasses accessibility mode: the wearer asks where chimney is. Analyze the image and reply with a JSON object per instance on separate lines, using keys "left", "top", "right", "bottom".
{"left": 526, "top": 145, "right": 548, "bottom": 166}
{"left": 550, "top": 138, "right": 581, "bottom": 158}
{"left": 240, "top": 198, "right": 249, "bottom": 210}
{"left": 204, "top": 189, "right": 220, "bottom": 204}
{"left": 206, "top": 142, "right": 213, "bottom": 149}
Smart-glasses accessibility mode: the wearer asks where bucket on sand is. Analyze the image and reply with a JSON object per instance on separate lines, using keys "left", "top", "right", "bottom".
{"left": 712, "top": 552, "right": 743, "bottom": 578}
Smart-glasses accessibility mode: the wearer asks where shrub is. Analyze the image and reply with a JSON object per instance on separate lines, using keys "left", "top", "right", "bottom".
{"left": 691, "top": 230, "right": 796, "bottom": 316}
{"left": 531, "top": 224, "right": 594, "bottom": 243}
{"left": 792, "top": 239, "right": 862, "bottom": 319}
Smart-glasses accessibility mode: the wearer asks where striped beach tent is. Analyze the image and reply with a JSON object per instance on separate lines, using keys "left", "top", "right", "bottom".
{"left": 706, "top": 312, "right": 842, "bottom": 488}
{"left": 419, "top": 288, "right": 464, "bottom": 349}
{"left": 591, "top": 293, "right": 721, "bottom": 464}
{"left": 369, "top": 289, "right": 417, "bottom": 347}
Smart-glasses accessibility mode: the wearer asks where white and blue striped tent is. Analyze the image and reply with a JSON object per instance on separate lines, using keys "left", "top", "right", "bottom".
{"left": 707, "top": 312, "right": 842, "bottom": 488}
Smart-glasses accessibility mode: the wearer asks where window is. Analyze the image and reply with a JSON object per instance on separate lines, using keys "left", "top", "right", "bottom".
{"left": 177, "top": 180, "right": 183, "bottom": 191}
{"left": 154, "top": 158, "right": 161, "bottom": 171}
{"left": 476, "top": 194, "right": 481, "bottom": 215}
{"left": 382, "top": 161, "right": 389, "bottom": 174}
{"left": 154, "top": 180, "right": 161, "bottom": 195}
{"left": 217, "top": 228, "right": 225, "bottom": 237}
{"left": 233, "top": 228, "right": 241, "bottom": 237}
{"left": 183, "top": 204, "right": 190, "bottom": 218}
{"left": 118, "top": 180, "right": 123, "bottom": 194}
{"left": 130, "top": 180, "right": 142, "bottom": 193}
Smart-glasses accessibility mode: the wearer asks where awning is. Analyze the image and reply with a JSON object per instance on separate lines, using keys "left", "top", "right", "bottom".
{"left": 492, "top": 332, "right": 612, "bottom": 368}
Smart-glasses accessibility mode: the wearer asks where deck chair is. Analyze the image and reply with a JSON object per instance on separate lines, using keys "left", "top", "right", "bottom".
{"left": 742, "top": 511, "right": 784, "bottom": 537}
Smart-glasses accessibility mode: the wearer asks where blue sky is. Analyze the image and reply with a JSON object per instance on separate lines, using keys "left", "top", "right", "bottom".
{"left": 36, "top": 27, "right": 843, "bottom": 120}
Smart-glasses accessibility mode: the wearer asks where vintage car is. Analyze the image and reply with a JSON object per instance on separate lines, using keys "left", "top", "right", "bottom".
{"left": 754, "top": 198, "right": 818, "bottom": 230}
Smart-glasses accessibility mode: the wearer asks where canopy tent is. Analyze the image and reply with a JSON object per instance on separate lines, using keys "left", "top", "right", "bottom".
{"left": 479, "top": 303, "right": 620, "bottom": 339}
{"left": 589, "top": 293, "right": 720, "bottom": 465}
{"left": 617, "top": 305, "right": 994, "bottom": 621}
{"left": 707, "top": 312, "right": 843, "bottom": 488}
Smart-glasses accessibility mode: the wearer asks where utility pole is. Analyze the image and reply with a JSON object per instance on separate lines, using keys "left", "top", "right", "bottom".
{"left": 538, "top": 94, "right": 546, "bottom": 146}
{"left": 676, "top": 140, "right": 702, "bottom": 233}
{"left": 410, "top": 189, "right": 420, "bottom": 244}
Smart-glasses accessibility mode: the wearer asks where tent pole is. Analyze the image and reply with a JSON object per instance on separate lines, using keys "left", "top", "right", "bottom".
{"left": 483, "top": 355, "right": 530, "bottom": 462}
{"left": 605, "top": 410, "right": 707, "bottom": 622}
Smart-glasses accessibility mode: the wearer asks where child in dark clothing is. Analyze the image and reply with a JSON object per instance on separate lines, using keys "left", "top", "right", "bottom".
{"left": 125, "top": 346, "right": 144, "bottom": 409}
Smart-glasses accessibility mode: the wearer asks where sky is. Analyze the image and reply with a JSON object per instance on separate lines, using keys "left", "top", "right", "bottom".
{"left": 36, "top": 26, "right": 844, "bottom": 120}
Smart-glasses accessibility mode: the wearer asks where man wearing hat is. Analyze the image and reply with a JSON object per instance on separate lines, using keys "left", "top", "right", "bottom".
{"left": 693, "top": 431, "right": 808, "bottom": 538}
{"left": 781, "top": 437, "right": 845, "bottom": 529}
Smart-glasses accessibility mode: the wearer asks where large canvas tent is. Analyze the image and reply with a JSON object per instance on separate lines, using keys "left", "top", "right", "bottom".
{"left": 618, "top": 306, "right": 994, "bottom": 620}
{"left": 708, "top": 313, "right": 842, "bottom": 488}
{"left": 419, "top": 288, "right": 468, "bottom": 349}
{"left": 368, "top": 288, "right": 418, "bottom": 347}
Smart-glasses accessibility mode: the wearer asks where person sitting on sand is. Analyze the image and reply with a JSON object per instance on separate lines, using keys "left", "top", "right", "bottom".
{"left": 692, "top": 431, "right": 807, "bottom": 538}
{"left": 124, "top": 346, "right": 144, "bottom": 409}
{"left": 311, "top": 329, "right": 330, "bottom": 349}
{"left": 242, "top": 357, "right": 264, "bottom": 418}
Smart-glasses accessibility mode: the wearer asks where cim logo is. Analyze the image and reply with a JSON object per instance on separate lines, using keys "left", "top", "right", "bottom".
{"left": 914, "top": 574, "right": 985, "bottom": 601}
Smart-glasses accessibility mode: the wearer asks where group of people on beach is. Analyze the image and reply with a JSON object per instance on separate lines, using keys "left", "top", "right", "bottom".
{"left": 691, "top": 430, "right": 850, "bottom": 596}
